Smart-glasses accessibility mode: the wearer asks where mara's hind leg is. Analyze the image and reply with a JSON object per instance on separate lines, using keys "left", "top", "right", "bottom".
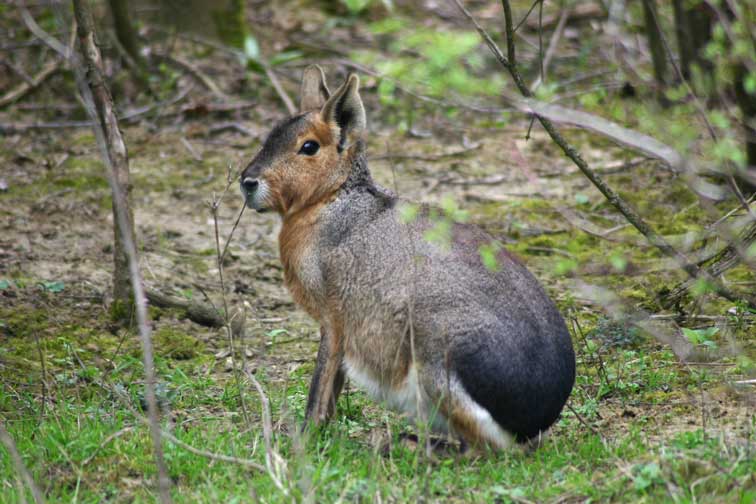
{"left": 446, "top": 405, "right": 515, "bottom": 451}
{"left": 429, "top": 383, "right": 516, "bottom": 452}
{"left": 420, "top": 374, "right": 516, "bottom": 452}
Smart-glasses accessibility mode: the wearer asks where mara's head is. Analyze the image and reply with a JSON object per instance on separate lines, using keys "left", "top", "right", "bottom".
{"left": 240, "top": 65, "right": 367, "bottom": 215}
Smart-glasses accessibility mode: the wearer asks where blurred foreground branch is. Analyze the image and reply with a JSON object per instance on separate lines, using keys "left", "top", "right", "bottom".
{"left": 67, "top": 0, "right": 173, "bottom": 501}
{"left": 0, "top": 422, "right": 45, "bottom": 504}
{"left": 451, "top": 0, "right": 754, "bottom": 309}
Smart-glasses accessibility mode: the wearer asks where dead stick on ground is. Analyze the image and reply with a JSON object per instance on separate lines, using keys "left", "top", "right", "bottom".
{"left": 154, "top": 53, "right": 227, "bottom": 100}
{"left": 450, "top": 0, "right": 754, "bottom": 309}
{"left": 64, "top": 2, "right": 173, "bottom": 501}
{"left": 265, "top": 64, "right": 297, "bottom": 115}
{"left": 0, "top": 58, "right": 61, "bottom": 109}
{"left": 145, "top": 288, "right": 224, "bottom": 328}
{"left": 0, "top": 422, "right": 46, "bottom": 504}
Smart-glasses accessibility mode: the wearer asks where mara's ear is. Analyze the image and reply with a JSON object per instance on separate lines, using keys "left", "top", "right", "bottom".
{"left": 321, "top": 73, "right": 366, "bottom": 151}
{"left": 300, "top": 65, "right": 330, "bottom": 112}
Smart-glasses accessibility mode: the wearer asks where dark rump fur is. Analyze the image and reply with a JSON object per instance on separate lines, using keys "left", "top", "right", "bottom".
{"left": 452, "top": 313, "right": 575, "bottom": 441}
{"left": 448, "top": 223, "right": 576, "bottom": 441}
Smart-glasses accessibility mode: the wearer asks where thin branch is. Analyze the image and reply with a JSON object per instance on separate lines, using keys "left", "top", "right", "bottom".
{"left": 246, "top": 370, "right": 290, "bottom": 495}
{"left": 220, "top": 203, "right": 247, "bottom": 264}
{"left": 264, "top": 65, "right": 297, "bottom": 115}
{"left": 210, "top": 169, "right": 251, "bottom": 427}
{"left": 78, "top": 361, "right": 267, "bottom": 472}
{"left": 514, "top": 0, "right": 541, "bottom": 33}
{"left": 0, "top": 422, "right": 46, "bottom": 504}
{"left": 530, "top": 8, "right": 568, "bottom": 90}
{"left": 64, "top": 1, "right": 173, "bottom": 501}
{"left": 20, "top": 8, "right": 70, "bottom": 59}
{"left": 80, "top": 426, "right": 135, "bottom": 466}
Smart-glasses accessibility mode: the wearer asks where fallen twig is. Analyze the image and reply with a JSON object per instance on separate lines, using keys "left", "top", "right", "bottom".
{"left": 145, "top": 288, "right": 224, "bottom": 328}
{"left": 0, "top": 86, "right": 192, "bottom": 135}
{"left": 209, "top": 122, "right": 255, "bottom": 137}
{"left": 370, "top": 143, "right": 481, "bottom": 163}
{"left": 0, "top": 59, "right": 61, "bottom": 109}
{"left": 154, "top": 53, "right": 227, "bottom": 100}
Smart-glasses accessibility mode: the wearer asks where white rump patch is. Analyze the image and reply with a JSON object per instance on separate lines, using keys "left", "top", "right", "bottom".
{"left": 343, "top": 357, "right": 516, "bottom": 449}
{"left": 343, "top": 358, "right": 425, "bottom": 418}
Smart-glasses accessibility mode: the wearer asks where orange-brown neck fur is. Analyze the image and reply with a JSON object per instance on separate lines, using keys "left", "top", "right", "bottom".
{"left": 278, "top": 189, "right": 340, "bottom": 320}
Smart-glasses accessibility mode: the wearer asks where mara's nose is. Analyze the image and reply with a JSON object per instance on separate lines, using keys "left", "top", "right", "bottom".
{"left": 241, "top": 177, "right": 259, "bottom": 194}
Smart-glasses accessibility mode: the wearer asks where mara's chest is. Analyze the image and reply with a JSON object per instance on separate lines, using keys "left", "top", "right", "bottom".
{"left": 279, "top": 208, "right": 329, "bottom": 320}
{"left": 282, "top": 245, "right": 325, "bottom": 318}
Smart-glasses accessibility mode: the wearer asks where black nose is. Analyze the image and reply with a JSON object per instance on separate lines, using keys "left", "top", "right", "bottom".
{"left": 241, "top": 177, "right": 258, "bottom": 194}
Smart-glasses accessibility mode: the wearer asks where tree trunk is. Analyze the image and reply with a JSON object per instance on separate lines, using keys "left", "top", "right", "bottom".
{"left": 107, "top": 0, "right": 144, "bottom": 68}
{"left": 73, "top": 0, "right": 136, "bottom": 322}
{"left": 672, "top": 0, "right": 693, "bottom": 80}
{"left": 641, "top": 0, "right": 669, "bottom": 101}
{"left": 733, "top": 62, "right": 756, "bottom": 194}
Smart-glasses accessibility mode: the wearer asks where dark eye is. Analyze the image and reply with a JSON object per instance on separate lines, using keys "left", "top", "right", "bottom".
{"left": 298, "top": 140, "right": 320, "bottom": 156}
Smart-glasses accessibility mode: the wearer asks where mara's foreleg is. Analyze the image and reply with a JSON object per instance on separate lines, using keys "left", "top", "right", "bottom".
{"left": 304, "top": 325, "right": 345, "bottom": 425}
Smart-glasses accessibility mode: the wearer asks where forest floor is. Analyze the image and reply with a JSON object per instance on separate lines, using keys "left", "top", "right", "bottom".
{"left": 1, "top": 1, "right": 755, "bottom": 502}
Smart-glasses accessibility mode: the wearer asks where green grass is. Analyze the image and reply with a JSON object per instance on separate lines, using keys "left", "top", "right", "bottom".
{"left": 1, "top": 322, "right": 754, "bottom": 503}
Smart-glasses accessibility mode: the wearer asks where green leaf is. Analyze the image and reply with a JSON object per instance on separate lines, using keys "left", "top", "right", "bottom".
{"left": 369, "top": 18, "right": 404, "bottom": 35}
{"left": 0, "top": 279, "right": 10, "bottom": 290}
{"left": 745, "top": 72, "right": 756, "bottom": 95}
{"left": 267, "top": 328, "right": 288, "bottom": 338}
{"left": 342, "top": 0, "right": 371, "bottom": 14}
{"left": 440, "top": 196, "right": 469, "bottom": 222}
{"left": 708, "top": 110, "right": 730, "bottom": 130}
{"left": 269, "top": 51, "right": 303, "bottom": 67}
{"left": 243, "top": 35, "right": 260, "bottom": 61}
{"left": 691, "top": 277, "right": 715, "bottom": 296}
{"left": 478, "top": 242, "right": 502, "bottom": 272}
{"left": 41, "top": 281, "right": 65, "bottom": 293}
{"left": 633, "top": 462, "right": 662, "bottom": 491}
{"left": 246, "top": 59, "right": 266, "bottom": 75}
{"left": 423, "top": 220, "right": 452, "bottom": 249}
{"left": 534, "top": 82, "right": 558, "bottom": 101}
{"left": 554, "top": 259, "right": 578, "bottom": 275}
{"left": 609, "top": 254, "right": 627, "bottom": 272}
{"left": 398, "top": 202, "right": 418, "bottom": 224}
{"left": 574, "top": 193, "right": 590, "bottom": 205}
{"left": 682, "top": 327, "right": 719, "bottom": 346}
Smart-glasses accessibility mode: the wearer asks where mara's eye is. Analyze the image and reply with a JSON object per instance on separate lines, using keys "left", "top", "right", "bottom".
{"left": 298, "top": 140, "right": 320, "bottom": 156}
